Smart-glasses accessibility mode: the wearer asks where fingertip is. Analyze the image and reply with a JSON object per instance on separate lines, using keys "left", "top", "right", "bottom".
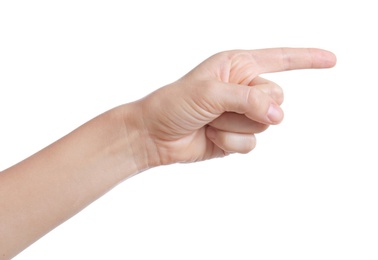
{"left": 267, "top": 103, "right": 284, "bottom": 124}
{"left": 329, "top": 52, "right": 337, "bottom": 67}
{"left": 312, "top": 48, "right": 337, "bottom": 68}
{"left": 323, "top": 50, "right": 337, "bottom": 68}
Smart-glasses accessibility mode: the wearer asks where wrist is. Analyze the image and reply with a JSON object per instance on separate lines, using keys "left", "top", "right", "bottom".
{"left": 115, "top": 102, "right": 161, "bottom": 174}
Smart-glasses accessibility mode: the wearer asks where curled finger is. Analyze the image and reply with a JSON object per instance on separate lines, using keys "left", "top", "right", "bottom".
{"left": 206, "top": 126, "right": 256, "bottom": 154}
{"left": 249, "top": 76, "right": 284, "bottom": 105}
{"left": 209, "top": 112, "right": 269, "bottom": 134}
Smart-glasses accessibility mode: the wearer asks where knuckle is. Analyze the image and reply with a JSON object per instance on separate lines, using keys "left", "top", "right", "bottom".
{"left": 217, "top": 50, "right": 243, "bottom": 60}
{"left": 271, "top": 83, "right": 284, "bottom": 104}
{"left": 246, "top": 87, "right": 263, "bottom": 109}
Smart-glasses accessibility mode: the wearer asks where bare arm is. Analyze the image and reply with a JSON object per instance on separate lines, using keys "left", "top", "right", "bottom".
{"left": 0, "top": 48, "right": 336, "bottom": 259}
{"left": 0, "top": 106, "right": 146, "bottom": 258}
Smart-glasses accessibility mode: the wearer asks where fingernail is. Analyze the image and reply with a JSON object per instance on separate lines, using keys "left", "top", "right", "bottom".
{"left": 267, "top": 103, "right": 283, "bottom": 123}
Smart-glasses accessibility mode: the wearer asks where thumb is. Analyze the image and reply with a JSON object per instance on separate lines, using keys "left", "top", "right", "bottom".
{"left": 204, "top": 80, "right": 283, "bottom": 125}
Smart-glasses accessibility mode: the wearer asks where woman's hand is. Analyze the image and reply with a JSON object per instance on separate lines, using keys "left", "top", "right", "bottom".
{"left": 130, "top": 48, "right": 336, "bottom": 166}
{"left": 0, "top": 47, "right": 336, "bottom": 258}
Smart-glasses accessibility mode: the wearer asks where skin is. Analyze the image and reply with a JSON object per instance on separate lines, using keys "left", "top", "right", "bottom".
{"left": 0, "top": 48, "right": 336, "bottom": 259}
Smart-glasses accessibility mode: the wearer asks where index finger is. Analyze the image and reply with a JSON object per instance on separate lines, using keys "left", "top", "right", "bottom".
{"left": 250, "top": 47, "right": 337, "bottom": 74}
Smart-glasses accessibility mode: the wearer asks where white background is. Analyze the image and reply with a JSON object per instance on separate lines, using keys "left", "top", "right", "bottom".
{"left": 1, "top": 0, "right": 377, "bottom": 259}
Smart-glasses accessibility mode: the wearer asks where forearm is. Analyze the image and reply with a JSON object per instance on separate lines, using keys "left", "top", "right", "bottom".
{"left": 0, "top": 48, "right": 336, "bottom": 259}
{"left": 0, "top": 104, "right": 147, "bottom": 259}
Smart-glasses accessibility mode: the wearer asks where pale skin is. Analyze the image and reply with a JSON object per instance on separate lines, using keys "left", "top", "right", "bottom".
{"left": 0, "top": 48, "right": 336, "bottom": 259}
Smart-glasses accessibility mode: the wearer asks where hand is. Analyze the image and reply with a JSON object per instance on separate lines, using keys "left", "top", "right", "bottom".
{"left": 128, "top": 48, "right": 336, "bottom": 166}
{"left": 0, "top": 48, "right": 336, "bottom": 258}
